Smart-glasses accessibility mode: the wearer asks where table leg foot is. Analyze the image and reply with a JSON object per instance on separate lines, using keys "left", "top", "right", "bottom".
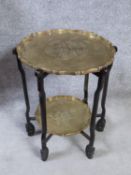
{"left": 25, "top": 123, "right": 35, "bottom": 136}
{"left": 85, "top": 145, "right": 95, "bottom": 159}
{"left": 96, "top": 118, "right": 106, "bottom": 132}
{"left": 41, "top": 147, "right": 49, "bottom": 161}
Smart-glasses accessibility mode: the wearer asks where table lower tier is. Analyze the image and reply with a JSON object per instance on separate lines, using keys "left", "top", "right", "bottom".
{"left": 35, "top": 96, "right": 91, "bottom": 136}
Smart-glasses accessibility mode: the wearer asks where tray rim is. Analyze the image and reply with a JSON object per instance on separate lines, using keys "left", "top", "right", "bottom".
{"left": 16, "top": 29, "right": 116, "bottom": 75}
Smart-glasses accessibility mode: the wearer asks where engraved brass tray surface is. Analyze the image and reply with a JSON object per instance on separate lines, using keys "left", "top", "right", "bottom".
{"left": 17, "top": 29, "right": 116, "bottom": 75}
{"left": 35, "top": 96, "right": 91, "bottom": 136}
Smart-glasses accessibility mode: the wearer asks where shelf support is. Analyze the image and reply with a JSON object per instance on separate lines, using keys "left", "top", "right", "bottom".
{"left": 85, "top": 70, "right": 106, "bottom": 159}
{"left": 96, "top": 65, "right": 112, "bottom": 131}
{"left": 35, "top": 70, "right": 49, "bottom": 161}
{"left": 13, "top": 48, "right": 35, "bottom": 136}
{"left": 83, "top": 74, "right": 89, "bottom": 104}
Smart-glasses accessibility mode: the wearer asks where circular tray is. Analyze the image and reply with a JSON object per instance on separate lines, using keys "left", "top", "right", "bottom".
{"left": 35, "top": 96, "right": 91, "bottom": 136}
{"left": 17, "top": 29, "right": 116, "bottom": 75}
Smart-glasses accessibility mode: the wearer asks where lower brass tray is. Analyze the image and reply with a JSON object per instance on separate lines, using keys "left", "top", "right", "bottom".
{"left": 35, "top": 96, "right": 91, "bottom": 136}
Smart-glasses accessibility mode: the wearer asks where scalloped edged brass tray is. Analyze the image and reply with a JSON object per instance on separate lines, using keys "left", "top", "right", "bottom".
{"left": 35, "top": 96, "right": 91, "bottom": 136}
{"left": 17, "top": 29, "right": 116, "bottom": 75}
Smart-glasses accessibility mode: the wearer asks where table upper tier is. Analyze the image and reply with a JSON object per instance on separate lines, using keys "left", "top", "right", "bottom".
{"left": 16, "top": 29, "right": 116, "bottom": 75}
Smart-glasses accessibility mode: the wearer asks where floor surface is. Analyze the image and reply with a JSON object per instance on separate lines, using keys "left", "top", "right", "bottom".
{"left": 0, "top": 96, "right": 131, "bottom": 175}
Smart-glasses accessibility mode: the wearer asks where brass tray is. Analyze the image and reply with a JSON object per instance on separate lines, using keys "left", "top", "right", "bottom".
{"left": 35, "top": 96, "right": 91, "bottom": 136}
{"left": 17, "top": 29, "right": 116, "bottom": 75}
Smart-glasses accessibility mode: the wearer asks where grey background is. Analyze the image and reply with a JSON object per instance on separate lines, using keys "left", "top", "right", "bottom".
{"left": 0, "top": 0, "right": 131, "bottom": 175}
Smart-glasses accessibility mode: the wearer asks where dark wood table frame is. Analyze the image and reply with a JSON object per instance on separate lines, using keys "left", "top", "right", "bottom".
{"left": 13, "top": 46, "right": 117, "bottom": 161}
